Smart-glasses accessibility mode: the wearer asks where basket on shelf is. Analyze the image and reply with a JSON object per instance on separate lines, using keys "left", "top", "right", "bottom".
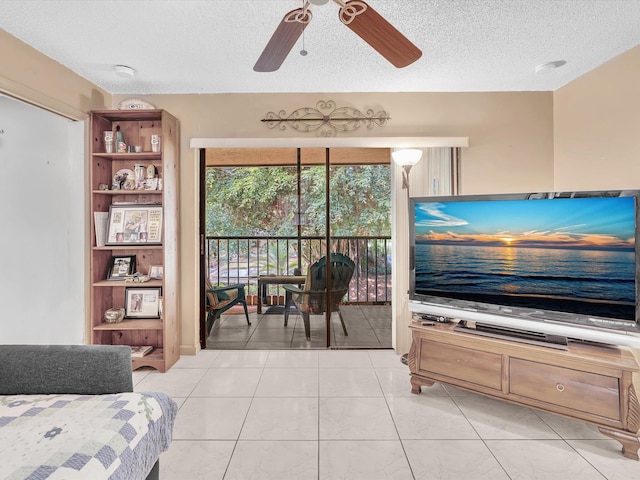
{"left": 104, "top": 308, "right": 125, "bottom": 324}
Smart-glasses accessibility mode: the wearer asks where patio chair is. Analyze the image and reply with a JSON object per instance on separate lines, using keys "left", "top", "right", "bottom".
{"left": 283, "top": 253, "right": 355, "bottom": 341}
{"left": 205, "top": 278, "right": 250, "bottom": 335}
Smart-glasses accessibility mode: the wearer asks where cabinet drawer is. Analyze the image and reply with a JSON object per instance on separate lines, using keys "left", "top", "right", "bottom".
{"left": 419, "top": 339, "right": 502, "bottom": 390}
{"left": 509, "top": 358, "right": 620, "bottom": 420}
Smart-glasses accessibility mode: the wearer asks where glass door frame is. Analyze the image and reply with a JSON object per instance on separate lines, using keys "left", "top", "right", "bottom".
{"left": 198, "top": 147, "right": 336, "bottom": 348}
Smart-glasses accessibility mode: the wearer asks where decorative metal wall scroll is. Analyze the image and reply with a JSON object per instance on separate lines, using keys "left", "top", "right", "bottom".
{"left": 261, "top": 100, "right": 390, "bottom": 136}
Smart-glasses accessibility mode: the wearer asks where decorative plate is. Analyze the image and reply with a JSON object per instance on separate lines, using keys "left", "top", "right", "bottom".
{"left": 116, "top": 97, "right": 156, "bottom": 110}
{"left": 113, "top": 168, "right": 136, "bottom": 190}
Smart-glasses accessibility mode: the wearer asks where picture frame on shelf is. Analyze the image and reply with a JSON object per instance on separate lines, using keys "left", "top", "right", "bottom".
{"left": 106, "top": 204, "right": 163, "bottom": 245}
{"left": 124, "top": 287, "right": 162, "bottom": 319}
{"left": 149, "top": 265, "right": 163, "bottom": 280}
{"left": 107, "top": 254, "right": 137, "bottom": 281}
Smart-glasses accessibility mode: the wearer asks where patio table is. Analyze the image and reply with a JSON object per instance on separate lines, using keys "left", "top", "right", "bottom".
{"left": 257, "top": 275, "right": 305, "bottom": 314}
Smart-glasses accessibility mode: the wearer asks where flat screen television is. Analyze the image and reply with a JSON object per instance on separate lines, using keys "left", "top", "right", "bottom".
{"left": 408, "top": 190, "right": 640, "bottom": 348}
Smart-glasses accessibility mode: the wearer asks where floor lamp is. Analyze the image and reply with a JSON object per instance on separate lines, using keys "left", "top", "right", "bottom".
{"left": 392, "top": 149, "right": 423, "bottom": 365}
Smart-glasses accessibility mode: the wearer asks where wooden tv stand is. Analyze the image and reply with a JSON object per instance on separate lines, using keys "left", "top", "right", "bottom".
{"left": 408, "top": 321, "right": 640, "bottom": 460}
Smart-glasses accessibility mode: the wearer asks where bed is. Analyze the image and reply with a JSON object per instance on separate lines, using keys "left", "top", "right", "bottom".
{"left": 0, "top": 344, "right": 177, "bottom": 480}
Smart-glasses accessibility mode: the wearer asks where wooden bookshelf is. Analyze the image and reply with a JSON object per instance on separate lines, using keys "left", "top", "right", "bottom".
{"left": 89, "top": 109, "right": 180, "bottom": 372}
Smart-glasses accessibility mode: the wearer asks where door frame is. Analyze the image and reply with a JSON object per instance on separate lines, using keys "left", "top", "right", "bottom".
{"left": 198, "top": 149, "right": 207, "bottom": 348}
{"left": 194, "top": 137, "right": 469, "bottom": 350}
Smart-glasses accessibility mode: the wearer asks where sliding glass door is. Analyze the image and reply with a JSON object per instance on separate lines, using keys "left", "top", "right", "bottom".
{"left": 296, "top": 149, "right": 393, "bottom": 348}
{"left": 201, "top": 147, "right": 392, "bottom": 349}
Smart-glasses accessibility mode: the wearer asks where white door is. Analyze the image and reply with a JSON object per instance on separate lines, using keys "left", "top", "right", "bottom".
{"left": 0, "top": 95, "right": 85, "bottom": 344}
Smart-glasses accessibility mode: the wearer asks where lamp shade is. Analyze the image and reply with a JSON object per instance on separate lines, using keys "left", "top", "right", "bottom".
{"left": 392, "top": 149, "right": 423, "bottom": 166}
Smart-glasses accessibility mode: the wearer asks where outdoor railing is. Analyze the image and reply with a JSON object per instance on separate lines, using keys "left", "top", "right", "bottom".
{"left": 206, "top": 235, "right": 392, "bottom": 303}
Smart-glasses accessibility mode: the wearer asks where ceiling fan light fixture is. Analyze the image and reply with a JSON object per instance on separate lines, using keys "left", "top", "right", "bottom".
{"left": 114, "top": 64, "right": 136, "bottom": 78}
{"left": 308, "top": 0, "right": 330, "bottom": 5}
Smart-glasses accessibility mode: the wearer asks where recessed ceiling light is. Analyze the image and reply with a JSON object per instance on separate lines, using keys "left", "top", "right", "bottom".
{"left": 114, "top": 65, "right": 135, "bottom": 78}
{"left": 535, "top": 60, "right": 567, "bottom": 74}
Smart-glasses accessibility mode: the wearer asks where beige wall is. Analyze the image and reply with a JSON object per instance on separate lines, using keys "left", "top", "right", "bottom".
{"left": 124, "top": 91, "right": 554, "bottom": 193}
{"left": 554, "top": 45, "right": 640, "bottom": 190}
{"left": 0, "top": 29, "right": 110, "bottom": 118}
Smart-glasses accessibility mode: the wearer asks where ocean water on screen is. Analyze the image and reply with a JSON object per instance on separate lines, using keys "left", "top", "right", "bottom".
{"left": 415, "top": 243, "right": 635, "bottom": 312}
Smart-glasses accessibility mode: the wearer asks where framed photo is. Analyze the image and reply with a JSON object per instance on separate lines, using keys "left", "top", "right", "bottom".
{"left": 106, "top": 204, "right": 163, "bottom": 245}
{"left": 124, "top": 287, "right": 162, "bottom": 319}
{"left": 149, "top": 265, "right": 163, "bottom": 280}
{"left": 107, "top": 255, "right": 136, "bottom": 281}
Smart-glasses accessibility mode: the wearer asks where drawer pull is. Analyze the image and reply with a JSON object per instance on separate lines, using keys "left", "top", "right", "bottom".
{"left": 556, "top": 383, "right": 565, "bottom": 392}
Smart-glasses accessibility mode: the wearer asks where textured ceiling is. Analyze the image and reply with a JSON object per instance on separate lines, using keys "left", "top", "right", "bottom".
{"left": 1, "top": 0, "right": 639, "bottom": 95}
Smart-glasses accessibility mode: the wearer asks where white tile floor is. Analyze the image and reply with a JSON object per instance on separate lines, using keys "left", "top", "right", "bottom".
{"left": 133, "top": 349, "right": 640, "bottom": 480}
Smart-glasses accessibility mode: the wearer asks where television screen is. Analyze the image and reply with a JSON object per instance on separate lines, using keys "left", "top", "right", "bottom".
{"left": 410, "top": 191, "right": 640, "bottom": 331}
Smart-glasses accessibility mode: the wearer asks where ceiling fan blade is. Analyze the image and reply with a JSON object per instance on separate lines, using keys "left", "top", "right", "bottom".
{"left": 254, "top": 7, "right": 312, "bottom": 72}
{"left": 338, "top": 0, "right": 421, "bottom": 68}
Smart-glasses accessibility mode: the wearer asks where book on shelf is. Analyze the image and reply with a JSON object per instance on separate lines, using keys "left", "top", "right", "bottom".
{"left": 130, "top": 345, "right": 153, "bottom": 358}
{"left": 94, "top": 211, "right": 109, "bottom": 247}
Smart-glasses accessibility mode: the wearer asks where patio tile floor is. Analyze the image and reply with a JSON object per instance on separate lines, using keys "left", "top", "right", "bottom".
{"left": 206, "top": 304, "right": 392, "bottom": 349}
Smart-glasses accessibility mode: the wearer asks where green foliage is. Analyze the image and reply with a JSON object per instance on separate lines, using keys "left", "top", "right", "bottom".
{"left": 330, "top": 165, "right": 391, "bottom": 236}
{"left": 206, "top": 167, "right": 297, "bottom": 236}
{"left": 206, "top": 164, "right": 391, "bottom": 237}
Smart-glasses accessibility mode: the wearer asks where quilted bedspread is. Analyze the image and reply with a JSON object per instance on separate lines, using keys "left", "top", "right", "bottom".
{"left": 0, "top": 391, "right": 177, "bottom": 480}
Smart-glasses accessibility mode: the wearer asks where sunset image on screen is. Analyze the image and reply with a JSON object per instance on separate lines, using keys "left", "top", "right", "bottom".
{"left": 415, "top": 197, "right": 635, "bottom": 251}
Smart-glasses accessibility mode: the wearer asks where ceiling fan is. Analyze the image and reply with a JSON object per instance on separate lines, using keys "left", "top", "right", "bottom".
{"left": 254, "top": 0, "right": 422, "bottom": 72}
